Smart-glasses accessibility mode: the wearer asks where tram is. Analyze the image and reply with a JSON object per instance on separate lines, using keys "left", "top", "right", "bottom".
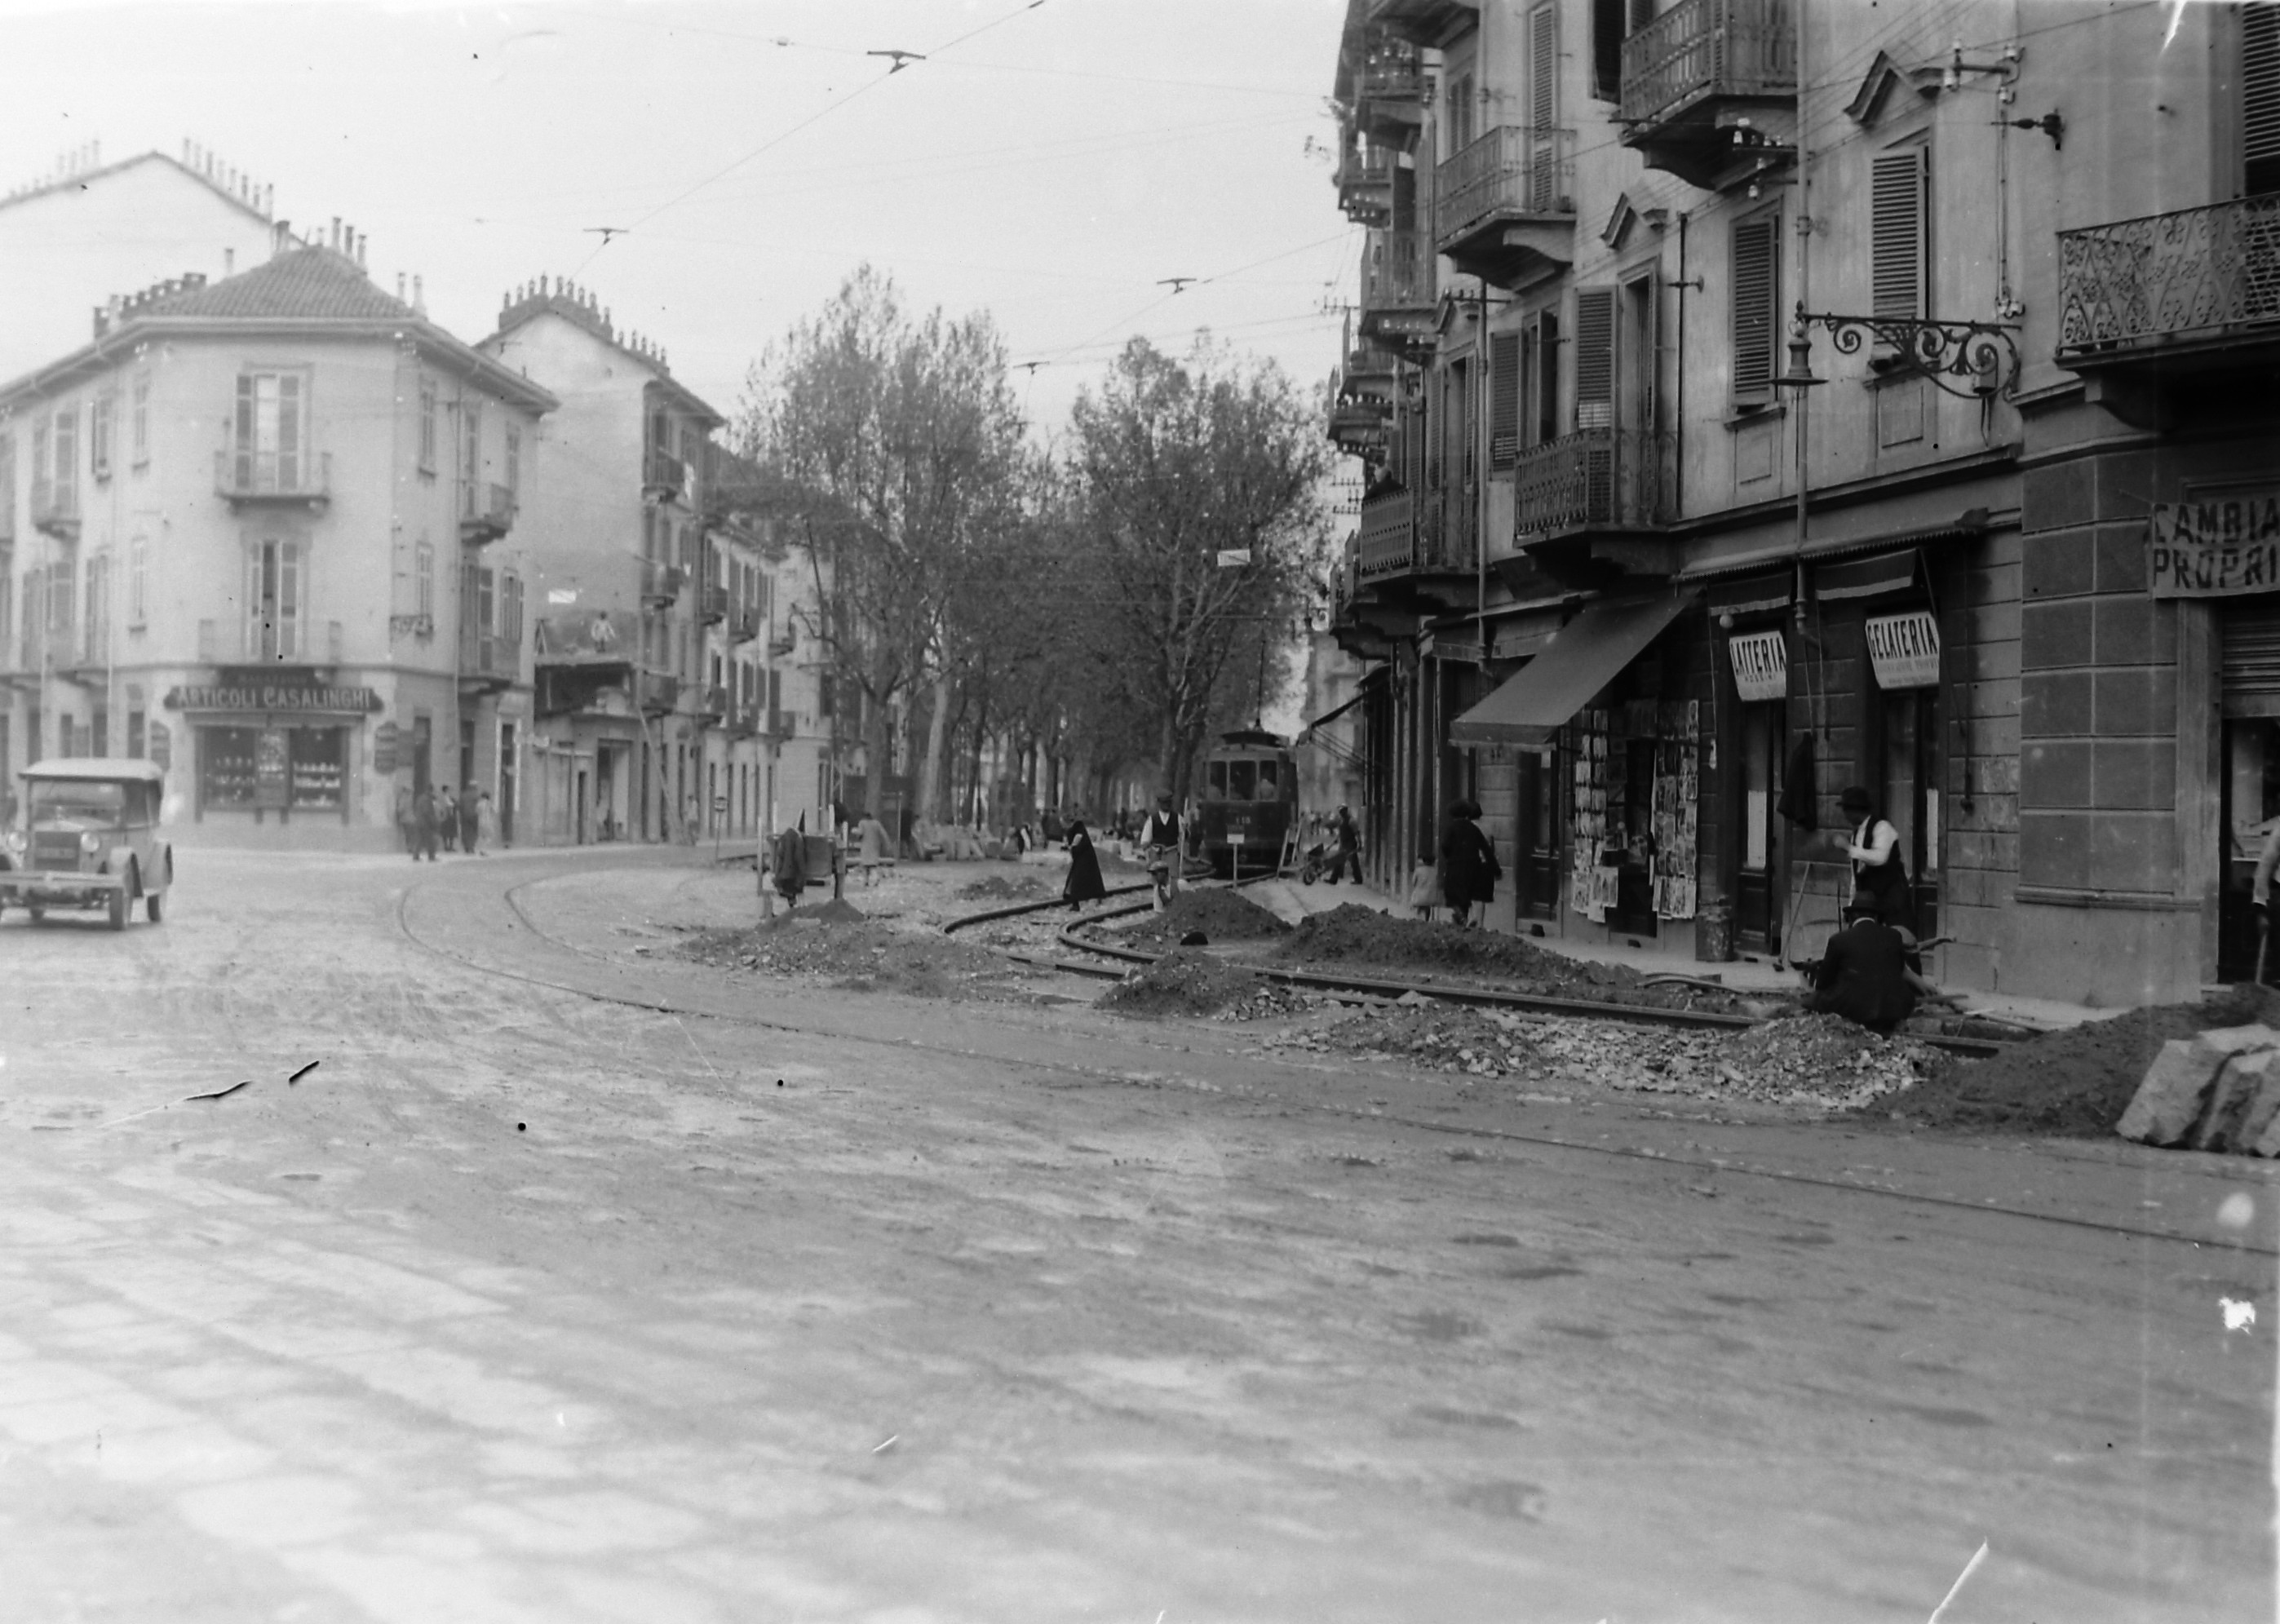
{"left": 1194, "top": 728, "right": 1298, "bottom": 878}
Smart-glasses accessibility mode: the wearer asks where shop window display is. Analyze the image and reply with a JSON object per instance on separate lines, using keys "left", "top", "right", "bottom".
{"left": 201, "top": 727, "right": 259, "bottom": 808}
{"left": 290, "top": 728, "right": 344, "bottom": 810}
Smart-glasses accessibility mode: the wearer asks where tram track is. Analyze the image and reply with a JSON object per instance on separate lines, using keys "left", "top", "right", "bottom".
{"left": 376, "top": 858, "right": 2260, "bottom": 1256}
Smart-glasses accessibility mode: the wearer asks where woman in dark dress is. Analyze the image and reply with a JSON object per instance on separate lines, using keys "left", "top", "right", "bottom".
{"left": 1063, "top": 818, "right": 1107, "bottom": 911}
{"left": 1437, "top": 798, "right": 1501, "bottom": 927}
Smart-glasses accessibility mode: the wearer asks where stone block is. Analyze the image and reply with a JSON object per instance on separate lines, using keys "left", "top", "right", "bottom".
{"left": 2023, "top": 462, "right": 2094, "bottom": 533}
{"left": 2022, "top": 740, "right": 2092, "bottom": 808}
{"left": 2093, "top": 596, "right": 2171, "bottom": 666}
{"left": 2092, "top": 668, "right": 2176, "bottom": 737}
{"left": 2093, "top": 524, "right": 2149, "bottom": 593}
{"left": 1975, "top": 755, "right": 2021, "bottom": 796}
{"left": 2023, "top": 530, "right": 2096, "bottom": 598}
{"left": 2020, "top": 812, "right": 2092, "bottom": 887}
{"left": 2117, "top": 1027, "right": 2280, "bottom": 1146}
{"left": 2091, "top": 740, "right": 2176, "bottom": 812}
{"left": 2096, "top": 450, "right": 2158, "bottom": 520}
{"left": 2022, "top": 600, "right": 2094, "bottom": 670}
{"left": 2022, "top": 670, "right": 2093, "bottom": 737}
{"left": 2088, "top": 811, "right": 2177, "bottom": 892}
{"left": 1968, "top": 639, "right": 2021, "bottom": 683}
{"left": 2203, "top": 1049, "right": 2280, "bottom": 1152}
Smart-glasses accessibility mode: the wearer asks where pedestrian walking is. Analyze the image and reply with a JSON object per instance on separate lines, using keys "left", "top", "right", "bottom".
{"left": 1063, "top": 818, "right": 1106, "bottom": 912}
{"left": 1329, "top": 803, "right": 1363, "bottom": 885}
{"left": 475, "top": 790, "right": 499, "bottom": 856}
{"left": 771, "top": 821, "right": 809, "bottom": 908}
{"left": 1138, "top": 791, "right": 1182, "bottom": 910}
{"left": 413, "top": 786, "right": 441, "bottom": 861}
{"left": 394, "top": 783, "right": 414, "bottom": 854}
{"left": 1438, "top": 798, "right": 1500, "bottom": 927}
{"left": 1838, "top": 785, "right": 1916, "bottom": 934}
{"left": 438, "top": 787, "right": 459, "bottom": 852}
{"left": 459, "top": 783, "right": 480, "bottom": 855}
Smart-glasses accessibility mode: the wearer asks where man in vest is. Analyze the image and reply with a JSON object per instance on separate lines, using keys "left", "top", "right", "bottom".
{"left": 1137, "top": 791, "right": 1182, "bottom": 910}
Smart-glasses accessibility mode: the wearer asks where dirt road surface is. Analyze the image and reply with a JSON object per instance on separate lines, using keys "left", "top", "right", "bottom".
{"left": 0, "top": 848, "right": 2271, "bottom": 1622}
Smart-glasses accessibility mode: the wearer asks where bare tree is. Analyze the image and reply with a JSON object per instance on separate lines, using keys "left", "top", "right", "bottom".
{"left": 737, "top": 268, "right": 1025, "bottom": 817}
{"left": 1066, "top": 336, "right": 1333, "bottom": 802}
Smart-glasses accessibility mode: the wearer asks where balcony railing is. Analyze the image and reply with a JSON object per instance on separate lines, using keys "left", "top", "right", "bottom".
{"left": 1357, "top": 486, "right": 1475, "bottom": 579}
{"left": 637, "top": 672, "right": 681, "bottom": 715}
{"left": 1360, "top": 228, "right": 1434, "bottom": 317}
{"left": 644, "top": 449, "right": 691, "bottom": 503}
{"left": 215, "top": 447, "right": 331, "bottom": 509}
{"left": 1336, "top": 145, "right": 1395, "bottom": 225}
{"left": 31, "top": 478, "right": 80, "bottom": 539}
{"left": 728, "top": 608, "right": 763, "bottom": 644}
{"left": 696, "top": 683, "right": 728, "bottom": 720}
{"left": 459, "top": 630, "right": 513, "bottom": 687}
{"left": 2057, "top": 192, "right": 2280, "bottom": 364}
{"left": 1515, "top": 428, "right": 1671, "bottom": 537}
{"left": 459, "top": 481, "right": 517, "bottom": 543}
{"left": 697, "top": 586, "right": 729, "bottom": 624}
{"left": 1618, "top": 0, "right": 1795, "bottom": 129}
{"left": 1357, "top": 42, "right": 1422, "bottom": 105}
{"left": 1345, "top": 347, "right": 1399, "bottom": 394}
{"left": 1436, "top": 126, "right": 1575, "bottom": 243}
{"left": 1330, "top": 399, "right": 1392, "bottom": 454}
{"left": 640, "top": 561, "right": 685, "bottom": 605}
{"left": 728, "top": 704, "right": 760, "bottom": 739}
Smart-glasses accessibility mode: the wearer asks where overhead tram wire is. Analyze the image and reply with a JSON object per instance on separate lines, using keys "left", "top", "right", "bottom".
{"left": 560, "top": 0, "right": 1055, "bottom": 280}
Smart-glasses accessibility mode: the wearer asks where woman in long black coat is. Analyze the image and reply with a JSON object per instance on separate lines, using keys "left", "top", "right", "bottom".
{"left": 1437, "top": 798, "right": 1501, "bottom": 927}
{"left": 1063, "top": 818, "right": 1108, "bottom": 911}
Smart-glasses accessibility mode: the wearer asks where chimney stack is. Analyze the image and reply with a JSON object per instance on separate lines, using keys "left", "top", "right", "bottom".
{"left": 398, "top": 272, "right": 407, "bottom": 302}
{"left": 413, "top": 275, "right": 425, "bottom": 314}
{"left": 224, "top": 247, "right": 234, "bottom": 276}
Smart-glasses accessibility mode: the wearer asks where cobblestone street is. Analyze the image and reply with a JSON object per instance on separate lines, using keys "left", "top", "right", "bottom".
{"left": 0, "top": 849, "right": 2271, "bottom": 1622}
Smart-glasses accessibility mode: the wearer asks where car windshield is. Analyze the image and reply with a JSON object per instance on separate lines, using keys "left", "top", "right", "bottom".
{"left": 29, "top": 780, "right": 129, "bottom": 827}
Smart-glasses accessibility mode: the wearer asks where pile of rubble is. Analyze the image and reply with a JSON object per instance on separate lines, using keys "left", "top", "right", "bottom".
{"left": 1110, "top": 888, "right": 1291, "bottom": 950}
{"left": 1271, "top": 905, "right": 1751, "bottom": 1015}
{"left": 1214, "top": 981, "right": 1327, "bottom": 1022}
{"left": 1099, "top": 949, "right": 1268, "bottom": 1018}
{"left": 1263, "top": 1002, "right": 1934, "bottom": 1109}
{"left": 956, "top": 874, "right": 1049, "bottom": 902}
{"left": 678, "top": 915, "right": 1017, "bottom": 998}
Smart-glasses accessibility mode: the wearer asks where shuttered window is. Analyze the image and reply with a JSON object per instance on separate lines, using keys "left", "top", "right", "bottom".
{"left": 1574, "top": 287, "right": 1616, "bottom": 429}
{"left": 1534, "top": 5, "right": 1561, "bottom": 126}
{"left": 2225, "top": 600, "right": 2280, "bottom": 713}
{"left": 1589, "top": 0, "right": 1621, "bottom": 101}
{"left": 1731, "top": 215, "right": 1780, "bottom": 402}
{"left": 2247, "top": 1, "right": 2280, "bottom": 196}
{"left": 1870, "top": 147, "right": 1928, "bottom": 323}
{"left": 1489, "top": 332, "right": 1520, "bottom": 468}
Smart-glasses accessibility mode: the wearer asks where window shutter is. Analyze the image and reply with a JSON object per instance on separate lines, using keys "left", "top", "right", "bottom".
{"left": 235, "top": 376, "right": 255, "bottom": 489}
{"left": 1574, "top": 288, "right": 1617, "bottom": 429}
{"left": 1731, "top": 215, "right": 1780, "bottom": 400}
{"left": 280, "top": 542, "right": 300, "bottom": 657}
{"left": 277, "top": 374, "right": 302, "bottom": 489}
{"left": 1870, "top": 148, "right": 1928, "bottom": 322}
{"left": 2247, "top": 2, "right": 2280, "bottom": 194}
{"left": 1489, "top": 332, "right": 1521, "bottom": 468}
{"left": 1533, "top": 5, "right": 1560, "bottom": 127}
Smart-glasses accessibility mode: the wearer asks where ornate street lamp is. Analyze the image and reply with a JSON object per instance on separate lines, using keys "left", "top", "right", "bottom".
{"left": 1787, "top": 301, "right": 2022, "bottom": 400}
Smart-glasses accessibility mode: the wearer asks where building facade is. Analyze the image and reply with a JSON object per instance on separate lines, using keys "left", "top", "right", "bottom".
{"left": 0, "top": 241, "right": 555, "bottom": 848}
{"left": 1326, "top": 0, "right": 2277, "bottom": 1003}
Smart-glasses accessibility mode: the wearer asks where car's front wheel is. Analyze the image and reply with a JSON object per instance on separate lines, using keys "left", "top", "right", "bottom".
{"left": 147, "top": 889, "right": 164, "bottom": 924}
{"left": 108, "top": 883, "right": 128, "bottom": 931}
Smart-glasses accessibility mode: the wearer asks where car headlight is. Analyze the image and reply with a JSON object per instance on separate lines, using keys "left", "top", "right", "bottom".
{"left": 79, "top": 831, "right": 100, "bottom": 854}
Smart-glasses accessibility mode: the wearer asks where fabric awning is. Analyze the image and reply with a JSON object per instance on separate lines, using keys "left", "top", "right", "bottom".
{"left": 1296, "top": 690, "right": 1365, "bottom": 741}
{"left": 1450, "top": 591, "right": 1700, "bottom": 747}
{"left": 1813, "top": 548, "right": 1919, "bottom": 602}
{"left": 1707, "top": 571, "right": 1792, "bottom": 618}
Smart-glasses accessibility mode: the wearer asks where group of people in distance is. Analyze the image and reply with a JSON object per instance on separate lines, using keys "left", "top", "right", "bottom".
{"left": 396, "top": 782, "right": 498, "bottom": 861}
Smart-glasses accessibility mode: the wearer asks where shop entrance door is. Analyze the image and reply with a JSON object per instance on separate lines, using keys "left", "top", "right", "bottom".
{"left": 2220, "top": 719, "right": 2280, "bottom": 980}
{"left": 1878, "top": 689, "right": 1940, "bottom": 936}
{"left": 1515, "top": 749, "right": 1560, "bottom": 918}
{"left": 1734, "top": 702, "right": 1781, "bottom": 952}
{"left": 575, "top": 768, "right": 589, "bottom": 845}
{"left": 498, "top": 721, "right": 517, "bottom": 844}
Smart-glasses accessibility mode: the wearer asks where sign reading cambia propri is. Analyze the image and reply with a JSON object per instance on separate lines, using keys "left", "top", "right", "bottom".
{"left": 1866, "top": 610, "right": 1942, "bottom": 688}
{"left": 1728, "top": 631, "right": 1789, "bottom": 702}
{"left": 2148, "top": 490, "right": 2280, "bottom": 597}
{"left": 165, "top": 683, "right": 383, "bottom": 714}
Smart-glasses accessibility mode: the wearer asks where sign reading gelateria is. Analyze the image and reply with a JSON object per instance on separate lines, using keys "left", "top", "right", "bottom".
{"left": 1865, "top": 610, "right": 1942, "bottom": 688}
{"left": 164, "top": 684, "right": 383, "bottom": 714}
{"left": 2148, "top": 490, "right": 2280, "bottom": 597}
{"left": 1728, "top": 631, "right": 1789, "bottom": 702}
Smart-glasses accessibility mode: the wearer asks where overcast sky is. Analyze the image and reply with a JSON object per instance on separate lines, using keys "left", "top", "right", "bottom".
{"left": 5, "top": 0, "right": 1358, "bottom": 440}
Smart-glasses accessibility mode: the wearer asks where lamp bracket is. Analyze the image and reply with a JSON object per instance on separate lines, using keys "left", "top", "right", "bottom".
{"left": 1794, "top": 305, "right": 2023, "bottom": 401}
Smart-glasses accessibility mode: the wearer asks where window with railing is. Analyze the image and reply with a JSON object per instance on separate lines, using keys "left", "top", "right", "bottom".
{"left": 418, "top": 381, "right": 437, "bottom": 473}
{"left": 459, "top": 400, "right": 484, "bottom": 517}
{"left": 232, "top": 371, "right": 307, "bottom": 493}
{"left": 245, "top": 537, "right": 303, "bottom": 660}
{"left": 82, "top": 552, "right": 110, "bottom": 666}
{"left": 416, "top": 540, "right": 436, "bottom": 622}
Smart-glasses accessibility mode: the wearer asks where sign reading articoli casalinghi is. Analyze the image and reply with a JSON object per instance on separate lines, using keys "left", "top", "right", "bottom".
{"left": 164, "top": 684, "right": 383, "bottom": 714}
{"left": 2148, "top": 490, "right": 2280, "bottom": 598}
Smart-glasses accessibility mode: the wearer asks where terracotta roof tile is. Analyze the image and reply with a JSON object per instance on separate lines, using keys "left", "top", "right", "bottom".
{"left": 147, "top": 246, "right": 414, "bottom": 323}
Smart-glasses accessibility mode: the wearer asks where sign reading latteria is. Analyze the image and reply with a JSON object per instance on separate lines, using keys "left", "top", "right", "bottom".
{"left": 1728, "top": 631, "right": 1788, "bottom": 702}
{"left": 2149, "top": 489, "right": 2280, "bottom": 597}
{"left": 1866, "top": 610, "right": 1942, "bottom": 688}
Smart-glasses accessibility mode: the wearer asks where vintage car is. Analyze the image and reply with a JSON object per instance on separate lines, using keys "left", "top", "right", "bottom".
{"left": 0, "top": 759, "right": 174, "bottom": 929}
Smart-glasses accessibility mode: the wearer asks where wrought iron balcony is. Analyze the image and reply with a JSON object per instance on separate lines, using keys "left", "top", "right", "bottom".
{"left": 1515, "top": 427, "right": 1671, "bottom": 538}
{"left": 1618, "top": 0, "right": 1795, "bottom": 188}
{"left": 1335, "top": 144, "right": 1395, "bottom": 226}
{"left": 697, "top": 586, "right": 729, "bottom": 625}
{"left": 1329, "top": 398, "right": 1391, "bottom": 458}
{"left": 640, "top": 561, "right": 685, "bottom": 606}
{"left": 458, "top": 629, "right": 515, "bottom": 693}
{"left": 2057, "top": 192, "right": 2280, "bottom": 371}
{"left": 1344, "top": 347, "right": 1399, "bottom": 400}
{"left": 1353, "top": 38, "right": 1425, "bottom": 144}
{"left": 1357, "top": 484, "right": 1474, "bottom": 582}
{"left": 644, "top": 449, "right": 690, "bottom": 503}
{"left": 1435, "top": 126, "right": 1577, "bottom": 287}
{"left": 30, "top": 478, "right": 80, "bottom": 540}
{"left": 1369, "top": 0, "right": 1479, "bottom": 49}
{"left": 215, "top": 447, "right": 330, "bottom": 511}
{"left": 1358, "top": 228, "right": 1436, "bottom": 350}
{"left": 458, "top": 481, "right": 516, "bottom": 545}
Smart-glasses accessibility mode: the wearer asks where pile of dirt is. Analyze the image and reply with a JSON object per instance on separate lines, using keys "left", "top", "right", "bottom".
{"left": 1272, "top": 905, "right": 1750, "bottom": 1014}
{"left": 1273, "top": 1003, "right": 1538, "bottom": 1077}
{"left": 678, "top": 918, "right": 1014, "bottom": 999}
{"left": 956, "top": 874, "right": 1048, "bottom": 902}
{"left": 1112, "top": 888, "right": 1291, "bottom": 949}
{"left": 780, "top": 897, "right": 868, "bottom": 924}
{"left": 1100, "top": 949, "right": 1265, "bottom": 1018}
{"left": 1878, "top": 986, "right": 2280, "bottom": 1135}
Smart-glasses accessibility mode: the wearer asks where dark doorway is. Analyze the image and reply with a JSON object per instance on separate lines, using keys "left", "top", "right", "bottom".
{"left": 1734, "top": 701, "right": 1782, "bottom": 952}
{"left": 498, "top": 721, "right": 517, "bottom": 845}
{"left": 1877, "top": 688, "right": 1941, "bottom": 938}
{"left": 1516, "top": 747, "right": 1561, "bottom": 919}
{"left": 2221, "top": 718, "right": 2280, "bottom": 980}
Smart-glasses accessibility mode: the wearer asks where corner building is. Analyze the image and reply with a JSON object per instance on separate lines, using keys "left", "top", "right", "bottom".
{"left": 0, "top": 243, "right": 556, "bottom": 847}
{"left": 1325, "top": 0, "right": 2278, "bottom": 1002}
